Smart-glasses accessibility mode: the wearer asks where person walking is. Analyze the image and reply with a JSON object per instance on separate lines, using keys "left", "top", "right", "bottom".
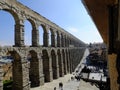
{"left": 59, "top": 82, "right": 63, "bottom": 90}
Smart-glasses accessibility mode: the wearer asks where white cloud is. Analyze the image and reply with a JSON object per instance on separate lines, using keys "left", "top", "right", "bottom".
{"left": 0, "top": 41, "right": 13, "bottom": 46}
{"left": 66, "top": 26, "right": 103, "bottom": 44}
{"left": 67, "top": 27, "right": 79, "bottom": 33}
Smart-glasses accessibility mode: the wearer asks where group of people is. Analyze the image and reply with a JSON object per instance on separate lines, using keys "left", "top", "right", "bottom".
{"left": 73, "top": 66, "right": 90, "bottom": 81}
{"left": 54, "top": 82, "right": 63, "bottom": 90}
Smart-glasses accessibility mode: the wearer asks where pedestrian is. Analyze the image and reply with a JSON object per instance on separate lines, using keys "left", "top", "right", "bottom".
{"left": 54, "top": 87, "right": 56, "bottom": 90}
{"left": 59, "top": 82, "right": 63, "bottom": 90}
{"left": 71, "top": 76, "right": 74, "bottom": 80}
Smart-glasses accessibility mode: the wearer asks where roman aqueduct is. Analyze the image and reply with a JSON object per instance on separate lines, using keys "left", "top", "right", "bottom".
{"left": 0, "top": 0, "right": 86, "bottom": 90}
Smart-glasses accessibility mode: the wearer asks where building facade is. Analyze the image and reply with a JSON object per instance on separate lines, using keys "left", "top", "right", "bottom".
{"left": 82, "top": 0, "right": 120, "bottom": 90}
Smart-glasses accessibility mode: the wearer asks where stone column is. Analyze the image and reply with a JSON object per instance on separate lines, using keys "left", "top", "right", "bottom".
{"left": 58, "top": 52, "right": 64, "bottom": 77}
{"left": 118, "top": 0, "right": 120, "bottom": 41}
{"left": 48, "top": 55, "right": 53, "bottom": 82}
{"left": 70, "top": 50, "right": 74, "bottom": 72}
{"left": 66, "top": 38, "right": 68, "bottom": 47}
{"left": 51, "top": 33, "right": 56, "bottom": 47}
{"left": 57, "top": 34, "right": 61, "bottom": 47}
{"left": 32, "top": 29, "right": 39, "bottom": 47}
{"left": 47, "top": 56, "right": 53, "bottom": 82}
{"left": 64, "top": 52, "right": 68, "bottom": 74}
{"left": 43, "top": 31, "right": 49, "bottom": 47}
{"left": 67, "top": 51, "right": 70, "bottom": 73}
{"left": 68, "top": 39, "right": 70, "bottom": 47}
{"left": 43, "top": 53, "right": 53, "bottom": 82}
{"left": 108, "top": 53, "right": 119, "bottom": 90}
{"left": 13, "top": 59, "right": 30, "bottom": 90}
{"left": 22, "top": 60, "right": 30, "bottom": 90}
{"left": 38, "top": 53, "right": 44, "bottom": 85}
{"left": 61, "top": 34, "right": 65, "bottom": 47}
{"left": 71, "top": 39, "right": 74, "bottom": 46}
{"left": 53, "top": 54, "right": 59, "bottom": 79}
{"left": 69, "top": 51, "right": 72, "bottom": 73}
{"left": 56, "top": 55, "right": 60, "bottom": 78}
{"left": 62, "top": 50, "right": 67, "bottom": 74}
{"left": 0, "top": 64, "right": 3, "bottom": 90}
{"left": 69, "top": 52, "right": 72, "bottom": 73}
{"left": 14, "top": 22, "right": 25, "bottom": 47}
{"left": 64, "top": 36, "right": 67, "bottom": 47}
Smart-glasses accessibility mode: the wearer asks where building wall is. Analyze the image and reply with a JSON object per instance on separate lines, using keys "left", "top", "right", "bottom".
{"left": 108, "top": 53, "right": 119, "bottom": 90}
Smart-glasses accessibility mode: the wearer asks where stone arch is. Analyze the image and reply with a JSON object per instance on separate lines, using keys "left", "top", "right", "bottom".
{"left": 41, "top": 24, "right": 48, "bottom": 33}
{"left": 57, "top": 49, "right": 64, "bottom": 77}
{"left": 28, "top": 50, "right": 40, "bottom": 87}
{"left": 9, "top": 50, "right": 30, "bottom": 90}
{"left": 42, "top": 49, "right": 53, "bottom": 82}
{"left": 26, "top": 18, "right": 36, "bottom": 29}
{"left": 2, "top": 9, "right": 20, "bottom": 24}
{"left": 0, "top": 9, "right": 19, "bottom": 46}
{"left": 9, "top": 51, "right": 22, "bottom": 90}
{"left": 26, "top": 19, "right": 38, "bottom": 46}
{"left": 51, "top": 49, "right": 59, "bottom": 79}
{"left": 39, "top": 24, "right": 44, "bottom": 46}
{"left": 24, "top": 19, "right": 36, "bottom": 45}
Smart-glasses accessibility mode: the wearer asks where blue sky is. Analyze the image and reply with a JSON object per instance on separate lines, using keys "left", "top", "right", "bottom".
{"left": 0, "top": 0, "right": 103, "bottom": 46}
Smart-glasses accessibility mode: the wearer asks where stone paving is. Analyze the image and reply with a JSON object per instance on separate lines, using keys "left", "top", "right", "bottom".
{"left": 31, "top": 74, "right": 99, "bottom": 90}
{"left": 78, "top": 80, "right": 99, "bottom": 90}
{"left": 31, "top": 74, "right": 72, "bottom": 90}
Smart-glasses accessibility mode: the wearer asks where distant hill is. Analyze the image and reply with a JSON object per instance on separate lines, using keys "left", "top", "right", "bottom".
{"left": 2, "top": 63, "right": 12, "bottom": 81}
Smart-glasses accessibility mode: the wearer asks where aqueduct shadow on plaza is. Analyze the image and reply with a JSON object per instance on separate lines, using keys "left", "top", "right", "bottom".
{"left": 0, "top": 0, "right": 86, "bottom": 90}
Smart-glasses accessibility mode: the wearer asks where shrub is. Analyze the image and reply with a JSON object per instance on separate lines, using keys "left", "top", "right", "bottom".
{"left": 3, "top": 80, "right": 13, "bottom": 90}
